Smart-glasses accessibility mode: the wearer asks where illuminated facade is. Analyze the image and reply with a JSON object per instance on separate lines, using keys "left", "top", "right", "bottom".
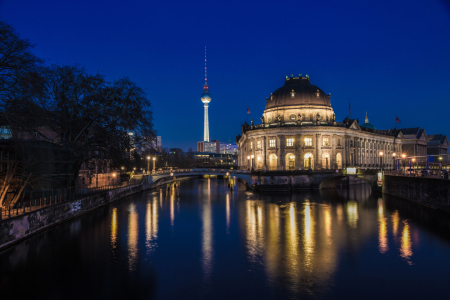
{"left": 237, "top": 75, "right": 403, "bottom": 170}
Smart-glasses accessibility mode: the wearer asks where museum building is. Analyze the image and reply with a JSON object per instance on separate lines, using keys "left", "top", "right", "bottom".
{"left": 237, "top": 75, "right": 403, "bottom": 170}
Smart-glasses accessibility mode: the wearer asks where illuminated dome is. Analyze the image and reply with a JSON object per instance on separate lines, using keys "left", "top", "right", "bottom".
{"left": 266, "top": 76, "right": 331, "bottom": 109}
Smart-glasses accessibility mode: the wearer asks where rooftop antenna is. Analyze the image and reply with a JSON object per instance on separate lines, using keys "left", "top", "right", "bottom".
{"left": 204, "top": 46, "right": 207, "bottom": 85}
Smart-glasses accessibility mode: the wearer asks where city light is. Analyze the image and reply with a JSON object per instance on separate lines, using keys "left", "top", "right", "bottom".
{"left": 147, "top": 156, "right": 150, "bottom": 160}
{"left": 402, "top": 154, "right": 406, "bottom": 158}
{"left": 379, "top": 151, "right": 383, "bottom": 156}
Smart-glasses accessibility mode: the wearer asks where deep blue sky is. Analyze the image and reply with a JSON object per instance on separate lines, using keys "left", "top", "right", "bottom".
{"left": 1, "top": 0, "right": 450, "bottom": 150}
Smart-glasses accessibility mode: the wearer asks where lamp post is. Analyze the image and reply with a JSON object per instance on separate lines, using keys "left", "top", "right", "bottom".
{"left": 379, "top": 151, "right": 383, "bottom": 170}
{"left": 392, "top": 153, "right": 396, "bottom": 171}
{"left": 251, "top": 155, "right": 254, "bottom": 170}
{"left": 147, "top": 156, "right": 150, "bottom": 174}
{"left": 152, "top": 157, "right": 156, "bottom": 174}
{"left": 402, "top": 154, "right": 406, "bottom": 174}
{"left": 247, "top": 156, "right": 250, "bottom": 170}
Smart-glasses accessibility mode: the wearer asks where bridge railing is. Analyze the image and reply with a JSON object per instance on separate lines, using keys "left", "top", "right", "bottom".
{"left": 384, "top": 170, "right": 448, "bottom": 179}
{"left": 149, "top": 169, "right": 250, "bottom": 175}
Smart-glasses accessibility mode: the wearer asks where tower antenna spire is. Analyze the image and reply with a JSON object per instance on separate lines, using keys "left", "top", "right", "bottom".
{"left": 204, "top": 46, "right": 207, "bottom": 85}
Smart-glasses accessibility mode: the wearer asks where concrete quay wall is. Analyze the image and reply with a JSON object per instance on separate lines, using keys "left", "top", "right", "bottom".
{"left": 0, "top": 182, "right": 149, "bottom": 250}
{"left": 383, "top": 175, "right": 450, "bottom": 211}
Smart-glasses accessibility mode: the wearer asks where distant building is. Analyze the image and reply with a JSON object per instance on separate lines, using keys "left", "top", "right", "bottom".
{"left": 193, "top": 152, "right": 237, "bottom": 168}
{"left": 427, "top": 134, "right": 449, "bottom": 156}
{"left": 396, "top": 128, "right": 428, "bottom": 157}
{"left": 197, "top": 140, "right": 219, "bottom": 153}
{"left": 219, "top": 142, "right": 238, "bottom": 155}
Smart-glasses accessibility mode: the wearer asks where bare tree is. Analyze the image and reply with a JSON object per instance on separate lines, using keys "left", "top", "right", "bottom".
{"left": 0, "top": 20, "right": 42, "bottom": 98}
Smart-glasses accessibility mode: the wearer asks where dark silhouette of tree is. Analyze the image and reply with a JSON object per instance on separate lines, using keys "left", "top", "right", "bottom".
{"left": 0, "top": 20, "right": 42, "bottom": 98}
{"left": 1, "top": 64, "right": 156, "bottom": 185}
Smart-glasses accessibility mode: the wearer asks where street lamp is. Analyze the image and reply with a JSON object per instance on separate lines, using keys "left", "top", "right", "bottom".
{"left": 147, "top": 156, "right": 150, "bottom": 174}
{"left": 247, "top": 155, "right": 250, "bottom": 170}
{"left": 251, "top": 155, "right": 254, "bottom": 170}
{"left": 379, "top": 151, "right": 383, "bottom": 170}
{"left": 392, "top": 152, "right": 396, "bottom": 171}
{"left": 152, "top": 157, "right": 156, "bottom": 174}
{"left": 402, "top": 154, "right": 406, "bottom": 173}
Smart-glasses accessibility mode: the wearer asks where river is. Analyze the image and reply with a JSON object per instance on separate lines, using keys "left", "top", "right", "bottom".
{"left": 1, "top": 177, "right": 450, "bottom": 299}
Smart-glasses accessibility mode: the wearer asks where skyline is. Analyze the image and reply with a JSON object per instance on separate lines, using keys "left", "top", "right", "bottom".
{"left": 1, "top": 0, "right": 449, "bottom": 150}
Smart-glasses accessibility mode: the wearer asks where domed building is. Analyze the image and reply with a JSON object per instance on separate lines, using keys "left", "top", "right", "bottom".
{"left": 237, "top": 75, "right": 403, "bottom": 171}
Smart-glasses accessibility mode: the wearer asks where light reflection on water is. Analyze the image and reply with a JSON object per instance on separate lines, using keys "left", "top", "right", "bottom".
{"left": 2, "top": 178, "right": 450, "bottom": 300}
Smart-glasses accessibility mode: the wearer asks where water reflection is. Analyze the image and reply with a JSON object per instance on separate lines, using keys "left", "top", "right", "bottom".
{"left": 128, "top": 204, "right": 139, "bottom": 271}
{"left": 202, "top": 178, "right": 213, "bottom": 280}
{"left": 378, "top": 198, "right": 389, "bottom": 254}
{"left": 111, "top": 207, "right": 118, "bottom": 253}
{"left": 400, "top": 220, "right": 413, "bottom": 264}
{"left": 346, "top": 201, "right": 359, "bottom": 228}
{"left": 146, "top": 197, "right": 158, "bottom": 254}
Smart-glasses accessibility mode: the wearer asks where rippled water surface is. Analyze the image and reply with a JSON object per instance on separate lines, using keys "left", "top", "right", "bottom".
{"left": 1, "top": 178, "right": 450, "bottom": 299}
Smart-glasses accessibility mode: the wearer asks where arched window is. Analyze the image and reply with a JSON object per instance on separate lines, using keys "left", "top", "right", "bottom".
{"left": 285, "top": 153, "right": 295, "bottom": 170}
{"left": 336, "top": 153, "right": 342, "bottom": 169}
{"left": 322, "top": 153, "right": 330, "bottom": 170}
{"left": 304, "top": 153, "right": 314, "bottom": 170}
{"left": 269, "top": 154, "right": 277, "bottom": 171}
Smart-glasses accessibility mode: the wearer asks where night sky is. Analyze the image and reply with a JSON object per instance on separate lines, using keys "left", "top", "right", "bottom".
{"left": 1, "top": 0, "right": 449, "bottom": 150}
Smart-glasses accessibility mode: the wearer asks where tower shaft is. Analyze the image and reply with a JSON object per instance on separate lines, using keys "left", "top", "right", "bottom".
{"left": 204, "top": 103, "right": 209, "bottom": 142}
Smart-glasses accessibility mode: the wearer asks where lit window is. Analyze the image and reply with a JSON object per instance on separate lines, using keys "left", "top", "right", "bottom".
{"left": 250, "top": 142, "right": 253, "bottom": 150}
{"left": 323, "top": 138, "right": 329, "bottom": 146}
{"left": 305, "top": 138, "right": 312, "bottom": 146}
{"left": 286, "top": 138, "right": 294, "bottom": 147}
{"left": 269, "top": 139, "right": 276, "bottom": 147}
{"left": 257, "top": 140, "right": 261, "bottom": 149}
{"left": 291, "top": 89, "right": 295, "bottom": 98}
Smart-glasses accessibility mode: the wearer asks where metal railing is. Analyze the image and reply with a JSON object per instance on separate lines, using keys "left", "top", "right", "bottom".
{"left": 0, "top": 178, "right": 144, "bottom": 221}
{"left": 384, "top": 169, "right": 448, "bottom": 179}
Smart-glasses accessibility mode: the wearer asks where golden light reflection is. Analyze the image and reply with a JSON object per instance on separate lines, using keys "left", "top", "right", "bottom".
{"left": 264, "top": 203, "right": 280, "bottom": 281}
{"left": 400, "top": 220, "right": 413, "bottom": 264}
{"left": 128, "top": 204, "right": 139, "bottom": 271}
{"left": 226, "top": 193, "right": 230, "bottom": 233}
{"left": 391, "top": 210, "right": 399, "bottom": 237}
{"left": 286, "top": 202, "right": 300, "bottom": 288}
{"left": 303, "top": 201, "right": 315, "bottom": 271}
{"left": 336, "top": 204, "right": 343, "bottom": 223}
{"left": 324, "top": 207, "right": 331, "bottom": 239}
{"left": 246, "top": 201, "right": 265, "bottom": 262}
{"left": 146, "top": 198, "right": 158, "bottom": 254}
{"left": 377, "top": 199, "right": 389, "bottom": 254}
{"left": 346, "top": 201, "right": 358, "bottom": 228}
{"left": 170, "top": 191, "right": 175, "bottom": 226}
{"left": 111, "top": 208, "right": 118, "bottom": 251}
{"left": 202, "top": 181, "right": 213, "bottom": 280}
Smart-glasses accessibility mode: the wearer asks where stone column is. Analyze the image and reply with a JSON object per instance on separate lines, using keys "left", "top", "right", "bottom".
{"left": 277, "top": 135, "right": 284, "bottom": 170}
{"left": 262, "top": 136, "right": 267, "bottom": 170}
{"left": 315, "top": 133, "right": 321, "bottom": 170}
{"left": 332, "top": 134, "right": 337, "bottom": 169}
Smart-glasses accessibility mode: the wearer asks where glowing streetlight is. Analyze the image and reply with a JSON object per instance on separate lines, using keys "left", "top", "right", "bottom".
{"left": 152, "top": 157, "right": 156, "bottom": 173}
{"left": 147, "top": 156, "right": 150, "bottom": 174}
{"left": 379, "top": 151, "right": 384, "bottom": 170}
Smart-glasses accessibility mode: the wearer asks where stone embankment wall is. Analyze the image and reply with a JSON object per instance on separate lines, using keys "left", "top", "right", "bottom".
{"left": 0, "top": 175, "right": 192, "bottom": 250}
{"left": 383, "top": 175, "right": 450, "bottom": 211}
{"left": 0, "top": 179, "right": 151, "bottom": 250}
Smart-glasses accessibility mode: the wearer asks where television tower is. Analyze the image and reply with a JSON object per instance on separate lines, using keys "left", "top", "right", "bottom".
{"left": 201, "top": 46, "right": 211, "bottom": 142}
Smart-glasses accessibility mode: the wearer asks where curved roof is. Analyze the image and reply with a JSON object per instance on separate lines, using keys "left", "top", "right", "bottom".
{"left": 265, "top": 77, "right": 331, "bottom": 109}
{"left": 360, "top": 123, "right": 377, "bottom": 130}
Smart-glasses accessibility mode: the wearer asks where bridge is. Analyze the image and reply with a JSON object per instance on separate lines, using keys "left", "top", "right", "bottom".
{"left": 147, "top": 168, "right": 253, "bottom": 188}
{"left": 145, "top": 168, "right": 380, "bottom": 191}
